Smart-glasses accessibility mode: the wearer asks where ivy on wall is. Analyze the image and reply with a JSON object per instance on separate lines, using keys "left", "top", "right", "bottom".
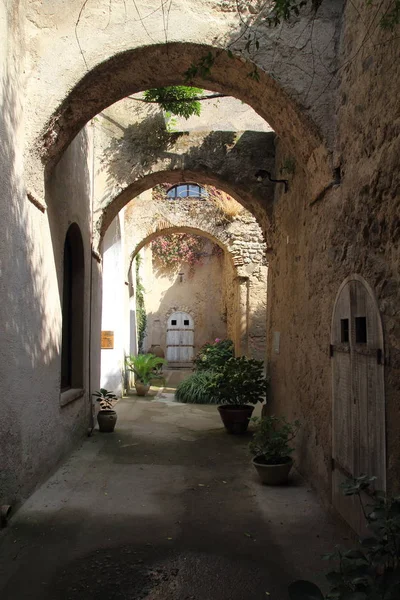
{"left": 135, "top": 255, "right": 147, "bottom": 353}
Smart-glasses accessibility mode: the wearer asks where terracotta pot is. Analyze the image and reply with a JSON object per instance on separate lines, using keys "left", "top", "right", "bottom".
{"left": 135, "top": 381, "right": 150, "bottom": 396}
{"left": 97, "top": 409, "right": 117, "bottom": 433}
{"left": 252, "top": 456, "right": 293, "bottom": 485}
{"left": 148, "top": 344, "right": 165, "bottom": 359}
{"left": 218, "top": 405, "right": 254, "bottom": 434}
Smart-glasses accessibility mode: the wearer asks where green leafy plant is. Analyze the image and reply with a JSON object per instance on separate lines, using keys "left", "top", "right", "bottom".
{"left": 289, "top": 474, "right": 400, "bottom": 600}
{"left": 135, "top": 255, "right": 147, "bottom": 352}
{"left": 143, "top": 86, "right": 204, "bottom": 119}
{"left": 92, "top": 388, "right": 117, "bottom": 410}
{"left": 193, "top": 338, "right": 234, "bottom": 372}
{"left": 208, "top": 356, "right": 269, "bottom": 406}
{"left": 249, "top": 415, "right": 300, "bottom": 465}
{"left": 125, "top": 353, "right": 166, "bottom": 385}
{"left": 175, "top": 371, "right": 218, "bottom": 404}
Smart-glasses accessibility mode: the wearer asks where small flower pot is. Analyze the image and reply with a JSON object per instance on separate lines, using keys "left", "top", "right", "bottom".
{"left": 97, "top": 409, "right": 117, "bottom": 433}
{"left": 135, "top": 382, "right": 150, "bottom": 396}
{"left": 218, "top": 405, "right": 254, "bottom": 434}
{"left": 252, "top": 456, "right": 293, "bottom": 485}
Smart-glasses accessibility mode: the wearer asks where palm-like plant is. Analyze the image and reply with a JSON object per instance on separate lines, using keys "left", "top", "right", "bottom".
{"left": 125, "top": 353, "right": 166, "bottom": 385}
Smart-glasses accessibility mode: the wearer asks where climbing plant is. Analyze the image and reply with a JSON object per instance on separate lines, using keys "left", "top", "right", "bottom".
{"left": 135, "top": 255, "right": 147, "bottom": 353}
{"left": 151, "top": 233, "right": 205, "bottom": 269}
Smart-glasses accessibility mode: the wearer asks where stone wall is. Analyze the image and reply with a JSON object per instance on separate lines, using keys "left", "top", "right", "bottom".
{"left": 266, "top": 0, "right": 400, "bottom": 499}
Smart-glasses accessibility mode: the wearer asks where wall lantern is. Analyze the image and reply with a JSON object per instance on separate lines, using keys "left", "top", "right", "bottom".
{"left": 255, "top": 169, "right": 289, "bottom": 193}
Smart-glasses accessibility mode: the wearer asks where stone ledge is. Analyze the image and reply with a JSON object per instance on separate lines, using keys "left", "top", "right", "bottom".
{"left": 60, "top": 388, "right": 85, "bottom": 407}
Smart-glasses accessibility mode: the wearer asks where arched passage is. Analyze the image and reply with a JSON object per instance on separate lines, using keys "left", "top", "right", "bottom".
{"left": 36, "top": 43, "right": 331, "bottom": 172}
{"left": 28, "top": 40, "right": 336, "bottom": 203}
{"left": 129, "top": 226, "right": 238, "bottom": 276}
{"left": 95, "top": 167, "right": 274, "bottom": 254}
{"left": 123, "top": 189, "right": 268, "bottom": 353}
{"left": 126, "top": 225, "right": 245, "bottom": 360}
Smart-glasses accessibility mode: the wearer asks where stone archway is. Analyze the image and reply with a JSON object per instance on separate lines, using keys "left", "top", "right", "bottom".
{"left": 93, "top": 124, "right": 277, "bottom": 247}
{"left": 26, "top": 20, "right": 342, "bottom": 202}
{"left": 122, "top": 175, "right": 270, "bottom": 357}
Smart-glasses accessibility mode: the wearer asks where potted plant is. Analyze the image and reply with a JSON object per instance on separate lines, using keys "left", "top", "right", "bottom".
{"left": 208, "top": 356, "right": 269, "bottom": 434}
{"left": 125, "top": 353, "right": 166, "bottom": 396}
{"left": 249, "top": 415, "right": 300, "bottom": 484}
{"left": 93, "top": 388, "right": 118, "bottom": 432}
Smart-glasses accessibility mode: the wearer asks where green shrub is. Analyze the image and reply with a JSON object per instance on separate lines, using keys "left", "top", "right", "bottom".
{"left": 175, "top": 371, "right": 217, "bottom": 404}
{"left": 289, "top": 475, "right": 400, "bottom": 600}
{"left": 208, "top": 356, "right": 269, "bottom": 406}
{"left": 193, "top": 338, "right": 234, "bottom": 371}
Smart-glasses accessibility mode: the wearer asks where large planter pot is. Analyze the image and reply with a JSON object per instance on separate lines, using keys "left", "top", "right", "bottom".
{"left": 135, "top": 381, "right": 150, "bottom": 396}
{"left": 218, "top": 405, "right": 254, "bottom": 434}
{"left": 148, "top": 344, "right": 165, "bottom": 359}
{"left": 97, "top": 409, "right": 117, "bottom": 433}
{"left": 252, "top": 456, "right": 293, "bottom": 485}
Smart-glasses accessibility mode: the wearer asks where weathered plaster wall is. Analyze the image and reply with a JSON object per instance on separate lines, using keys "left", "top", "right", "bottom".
{"left": 1, "top": 123, "right": 95, "bottom": 505}
{"left": 0, "top": 0, "right": 96, "bottom": 508}
{"left": 266, "top": 0, "right": 400, "bottom": 500}
{"left": 139, "top": 242, "right": 228, "bottom": 357}
{"left": 100, "top": 211, "right": 127, "bottom": 397}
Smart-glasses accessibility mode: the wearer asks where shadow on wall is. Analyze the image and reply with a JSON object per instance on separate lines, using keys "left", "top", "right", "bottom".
{"left": 102, "top": 112, "right": 184, "bottom": 189}
{"left": 100, "top": 111, "right": 275, "bottom": 228}
{"left": 0, "top": 71, "right": 60, "bottom": 502}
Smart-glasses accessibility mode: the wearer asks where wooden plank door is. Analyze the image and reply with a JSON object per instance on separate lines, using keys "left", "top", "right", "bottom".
{"left": 166, "top": 312, "right": 194, "bottom": 365}
{"left": 331, "top": 275, "right": 385, "bottom": 534}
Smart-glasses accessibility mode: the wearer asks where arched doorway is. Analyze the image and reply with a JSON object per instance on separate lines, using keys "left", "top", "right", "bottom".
{"left": 166, "top": 311, "right": 195, "bottom": 367}
{"left": 331, "top": 274, "right": 385, "bottom": 533}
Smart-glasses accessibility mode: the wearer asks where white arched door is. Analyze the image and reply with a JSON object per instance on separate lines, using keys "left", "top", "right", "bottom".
{"left": 331, "top": 275, "right": 385, "bottom": 533}
{"left": 166, "top": 312, "right": 194, "bottom": 366}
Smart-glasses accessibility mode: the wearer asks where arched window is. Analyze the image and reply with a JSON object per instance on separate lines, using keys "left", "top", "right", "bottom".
{"left": 166, "top": 183, "right": 206, "bottom": 199}
{"left": 61, "top": 223, "right": 85, "bottom": 392}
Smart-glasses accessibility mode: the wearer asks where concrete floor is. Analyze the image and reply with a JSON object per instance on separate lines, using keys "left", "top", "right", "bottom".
{"left": 0, "top": 394, "right": 350, "bottom": 600}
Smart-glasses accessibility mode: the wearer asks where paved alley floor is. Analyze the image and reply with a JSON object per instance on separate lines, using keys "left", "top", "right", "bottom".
{"left": 0, "top": 397, "right": 351, "bottom": 600}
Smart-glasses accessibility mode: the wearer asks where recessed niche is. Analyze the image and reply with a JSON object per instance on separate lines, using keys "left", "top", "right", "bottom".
{"left": 355, "top": 316, "right": 367, "bottom": 344}
{"left": 340, "top": 318, "right": 349, "bottom": 343}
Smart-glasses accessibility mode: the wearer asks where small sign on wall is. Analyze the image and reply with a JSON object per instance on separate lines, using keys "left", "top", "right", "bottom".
{"left": 273, "top": 332, "right": 280, "bottom": 354}
{"left": 101, "top": 331, "right": 114, "bottom": 349}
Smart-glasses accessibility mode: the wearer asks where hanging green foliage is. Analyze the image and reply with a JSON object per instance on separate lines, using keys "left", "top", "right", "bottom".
{"left": 143, "top": 86, "right": 204, "bottom": 119}
{"left": 135, "top": 255, "right": 147, "bottom": 353}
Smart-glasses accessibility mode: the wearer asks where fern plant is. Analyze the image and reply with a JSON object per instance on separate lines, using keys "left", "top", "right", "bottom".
{"left": 125, "top": 353, "right": 166, "bottom": 385}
